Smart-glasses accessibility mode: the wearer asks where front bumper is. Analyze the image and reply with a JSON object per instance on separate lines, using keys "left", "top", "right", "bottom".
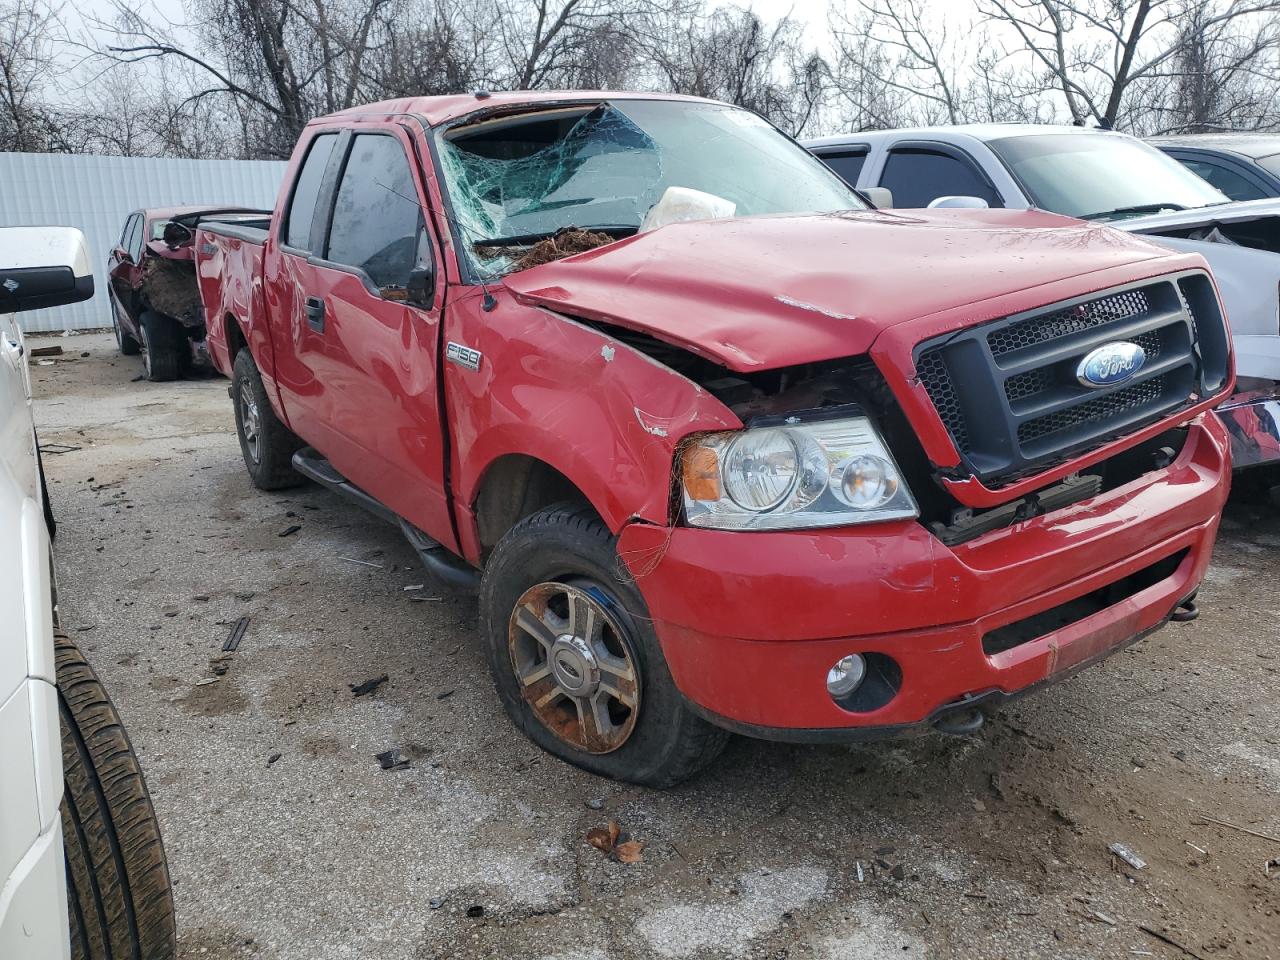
{"left": 617, "top": 414, "right": 1230, "bottom": 738}
{"left": 1217, "top": 386, "right": 1280, "bottom": 469}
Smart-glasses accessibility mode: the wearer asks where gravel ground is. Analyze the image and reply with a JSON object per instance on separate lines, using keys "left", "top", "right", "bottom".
{"left": 30, "top": 333, "right": 1280, "bottom": 960}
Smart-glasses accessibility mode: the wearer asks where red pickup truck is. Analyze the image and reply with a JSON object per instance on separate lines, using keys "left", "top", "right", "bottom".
{"left": 194, "top": 91, "right": 1234, "bottom": 786}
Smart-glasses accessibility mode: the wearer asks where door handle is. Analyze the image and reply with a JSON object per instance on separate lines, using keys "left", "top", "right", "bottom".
{"left": 305, "top": 296, "right": 325, "bottom": 333}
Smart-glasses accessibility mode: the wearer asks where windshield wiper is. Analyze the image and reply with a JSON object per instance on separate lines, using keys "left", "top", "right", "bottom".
{"left": 1079, "top": 202, "right": 1188, "bottom": 221}
{"left": 473, "top": 224, "right": 638, "bottom": 248}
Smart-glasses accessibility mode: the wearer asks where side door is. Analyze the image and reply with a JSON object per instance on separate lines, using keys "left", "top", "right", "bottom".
{"left": 262, "top": 129, "right": 344, "bottom": 456}
{"left": 873, "top": 142, "right": 1005, "bottom": 208}
{"left": 108, "top": 214, "right": 140, "bottom": 322}
{"left": 299, "top": 128, "right": 453, "bottom": 547}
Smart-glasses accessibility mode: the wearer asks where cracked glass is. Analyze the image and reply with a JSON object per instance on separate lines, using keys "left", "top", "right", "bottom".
{"left": 436, "top": 99, "right": 864, "bottom": 278}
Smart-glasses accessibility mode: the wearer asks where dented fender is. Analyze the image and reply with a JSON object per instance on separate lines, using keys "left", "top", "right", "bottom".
{"left": 445, "top": 290, "right": 741, "bottom": 559}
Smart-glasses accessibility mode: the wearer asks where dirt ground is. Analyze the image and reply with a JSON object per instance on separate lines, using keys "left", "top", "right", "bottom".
{"left": 29, "top": 332, "right": 1280, "bottom": 960}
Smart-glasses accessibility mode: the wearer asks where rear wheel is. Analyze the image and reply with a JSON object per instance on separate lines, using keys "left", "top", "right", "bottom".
{"left": 57, "top": 633, "right": 176, "bottom": 960}
{"left": 479, "top": 504, "right": 729, "bottom": 787}
{"left": 232, "top": 348, "right": 304, "bottom": 490}
{"left": 139, "top": 311, "right": 182, "bottom": 382}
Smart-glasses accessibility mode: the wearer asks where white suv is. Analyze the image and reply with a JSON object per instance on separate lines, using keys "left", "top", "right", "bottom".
{"left": 0, "top": 227, "right": 175, "bottom": 959}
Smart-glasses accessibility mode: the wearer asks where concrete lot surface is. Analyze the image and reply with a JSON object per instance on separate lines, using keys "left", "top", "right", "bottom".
{"left": 30, "top": 333, "right": 1280, "bottom": 959}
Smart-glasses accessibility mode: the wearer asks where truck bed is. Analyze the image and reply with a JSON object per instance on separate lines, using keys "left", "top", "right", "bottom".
{"left": 198, "top": 216, "right": 271, "bottom": 246}
{"left": 194, "top": 219, "right": 271, "bottom": 377}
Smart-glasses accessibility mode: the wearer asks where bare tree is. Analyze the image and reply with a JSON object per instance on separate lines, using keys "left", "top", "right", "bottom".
{"left": 977, "top": 0, "right": 1280, "bottom": 130}
{"left": 0, "top": 0, "right": 64, "bottom": 151}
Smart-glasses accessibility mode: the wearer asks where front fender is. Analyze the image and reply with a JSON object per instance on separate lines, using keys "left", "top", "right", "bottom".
{"left": 446, "top": 291, "right": 741, "bottom": 554}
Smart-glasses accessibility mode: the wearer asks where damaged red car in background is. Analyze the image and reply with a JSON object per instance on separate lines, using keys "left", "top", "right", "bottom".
{"left": 193, "top": 92, "right": 1234, "bottom": 786}
{"left": 108, "top": 205, "right": 267, "bottom": 380}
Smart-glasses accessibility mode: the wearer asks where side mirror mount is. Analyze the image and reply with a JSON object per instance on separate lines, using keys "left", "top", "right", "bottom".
{"left": 162, "top": 221, "right": 193, "bottom": 248}
{"left": 0, "top": 226, "right": 94, "bottom": 315}
{"left": 927, "top": 195, "right": 990, "bottom": 209}
{"left": 859, "top": 187, "right": 894, "bottom": 210}
{"left": 406, "top": 263, "right": 435, "bottom": 308}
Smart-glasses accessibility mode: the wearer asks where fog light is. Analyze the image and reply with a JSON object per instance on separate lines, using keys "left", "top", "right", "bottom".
{"left": 826, "top": 654, "right": 867, "bottom": 698}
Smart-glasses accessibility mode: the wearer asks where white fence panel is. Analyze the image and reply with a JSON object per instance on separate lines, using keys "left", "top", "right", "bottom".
{"left": 0, "top": 152, "right": 286, "bottom": 333}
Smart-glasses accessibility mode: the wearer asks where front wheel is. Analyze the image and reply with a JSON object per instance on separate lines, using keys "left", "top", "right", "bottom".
{"left": 479, "top": 504, "right": 729, "bottom": 787}
{"left": 57, "top": 633, "right": 176, "bottom": 960}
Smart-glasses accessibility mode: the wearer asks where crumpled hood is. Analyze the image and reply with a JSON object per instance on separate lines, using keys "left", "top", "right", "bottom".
{"left": 1120, "top": 196, "right": 1280, "bottom": 233}
{"left": 503, "top": 208, "right": 1175, "bottom": 370}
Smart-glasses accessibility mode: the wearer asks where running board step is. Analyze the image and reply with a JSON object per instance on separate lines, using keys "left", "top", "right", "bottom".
{"left": 291, "top": 448, "right": 479, "bottom": 594}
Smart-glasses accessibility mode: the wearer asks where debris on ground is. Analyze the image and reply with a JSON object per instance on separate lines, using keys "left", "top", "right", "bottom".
{"left": 465, "top": 905, "right": 484, "bottom": 918}
{"left": 267, "top": 752, "right": 282, "bottom": 766}
{"left": 340, "top": 556, "right": 383, "bottom": 568}
{"left": 1265, "top": 857, "right": 1280, "bottom": 877}
{"left": 585, "top": 798, "right": 604, "bottom": 810}
{"left": 38, "top": 442, "right": 80, "bottom": 454}
{"left": 30, "top": 345, "right": 63, "bottom": 357}
{"left": 209, "top": 655, "right": 232, "bottom": 676}
{"left": 1109, "top": 842, "right": 1147, "bottom": 870}
{"left": 278, "top": 524, "right": 302, "bottom": 537}
{"left": 586, "top": 821, "right": 645, "bottom": 863}
{"left": 350, "top": 674, "right": 389, "bottom": 697}
{"left": 1138, "top": 924, "right": 1208, "bottom": 960}
{"left": 223, "top": 616, "right": 250, "bottom": 653}
{"left": 375, "top": 748, "right": 409, "bottom": 771}
{"left": 429, "top": 898, "right": 445, "bottom": 909}
{"left": 1193, "top": 814, "right": 1280, "bottom": 844}
{"left": 194, "top": 677, "right": 220, "bottom": 686}
{"left": 436, "top": 689, "right": 454, "bottom": 700}
{"left": 403, "top": 584, "right": 425, "bottom": 591}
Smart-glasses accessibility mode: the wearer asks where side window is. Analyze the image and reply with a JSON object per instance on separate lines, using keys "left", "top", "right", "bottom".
{"left": 325, "top": 134, "right": 424, "bottom": 293}
{"left": 879, "top": 148, "right": 1001, "bottom": 208}
{"left": 120, "top": 214, "right": 138, "bottom": 248}
{"left": 1180, "top": 158, "right": 1267, "bottom": 202}
{"left": 817, "top": 150, "right": 868, "bottom": 188}
{"left": 284, "top": 133, "right": 338, "bottom": 250}
{"left": 127, "top": 217, "right": 145, "bottom": 261}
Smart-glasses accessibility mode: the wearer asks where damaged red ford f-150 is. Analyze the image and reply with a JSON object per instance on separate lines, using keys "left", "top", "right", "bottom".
{"left": 193, "top": 91, "right": 1235, "bottom": 786}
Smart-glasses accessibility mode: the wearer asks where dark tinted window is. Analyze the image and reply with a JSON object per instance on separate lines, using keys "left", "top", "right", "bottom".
{"left": 1180, "top": 158, "right": 1267, "bottom": 201}
{"left": 285, "top": 133, "right": 337, "bottom": 250}
{"left": 817, "top": 150, "right": 868, "bottom": 188}
{"left": 127, "top": 216, "right": 145, "bottom": 260}
{"left": 879, "top": 148, "right": 1001, "bottom": 208}
{"left": 326, "top": 135, "right": 422, "bottom": 291}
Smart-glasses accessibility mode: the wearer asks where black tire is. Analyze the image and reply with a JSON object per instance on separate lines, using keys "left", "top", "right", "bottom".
{"left": 57, "top": 633, "right": 176, "bottom": 960}
{"left": 479, "top": 504, "right": 729, "bottom": 787}
{"left": 232, "top": 348, "right": 305, "bottom": 490}
{"left": 139, "top": 311, "right": 181, "bottom": 382}
{"left": 111, "top": 297, "right": 140, "bottom": 356}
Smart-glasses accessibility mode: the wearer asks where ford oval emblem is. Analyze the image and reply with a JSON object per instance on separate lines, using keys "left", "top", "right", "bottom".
{"left": 1076, "top": 341, "right": 1146, "bottom": 388}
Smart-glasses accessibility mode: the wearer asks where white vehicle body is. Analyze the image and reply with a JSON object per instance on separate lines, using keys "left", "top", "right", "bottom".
{"left": 0, "top": 227, "right": 93, "bottom": 960}
{"left": 805, "top": 125, "right": 1280, "bottom": 467}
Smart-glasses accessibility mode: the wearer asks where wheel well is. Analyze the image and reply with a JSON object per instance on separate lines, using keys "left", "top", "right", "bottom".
{"left": 225, "top": 314, "right": 247, "bottom": 361}
{"left": 473, "top": 455, "right": 594, "bottom": 557}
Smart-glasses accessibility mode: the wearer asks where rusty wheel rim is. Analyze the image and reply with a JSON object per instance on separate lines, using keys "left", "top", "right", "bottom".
{"left": 508, "top": 581, "right": 641, "bottom": 754}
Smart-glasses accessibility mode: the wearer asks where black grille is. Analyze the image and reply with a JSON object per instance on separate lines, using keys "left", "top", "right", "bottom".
{"left": 914, "top": 272, "right": 1230, "bottom": 485}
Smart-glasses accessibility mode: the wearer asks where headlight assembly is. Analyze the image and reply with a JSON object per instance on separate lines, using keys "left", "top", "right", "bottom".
{"left": 679, "top": 410, "right": 918, "bottom": 530}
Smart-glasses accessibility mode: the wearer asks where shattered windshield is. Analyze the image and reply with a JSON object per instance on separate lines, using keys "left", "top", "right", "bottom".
{"left": 436, "top": 99, "right": 863, "bottom": 278}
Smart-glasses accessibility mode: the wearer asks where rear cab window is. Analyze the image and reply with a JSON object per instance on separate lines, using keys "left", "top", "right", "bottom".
{"left": 1179, "top": 158, "right": 1268, "bottom": 202}
{"left": 284, "top": 133, "right": 339, "bottom": 251}
{"left": 879, "top": 147, "right": 1002, "bottom": 208}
